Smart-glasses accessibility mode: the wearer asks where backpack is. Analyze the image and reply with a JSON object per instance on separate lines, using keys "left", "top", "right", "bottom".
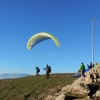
{"left": 37, "top": 68, "right": 40, "bottom": 72}
{"left": 48, "top": 66, "right": 51, "bottom": 73}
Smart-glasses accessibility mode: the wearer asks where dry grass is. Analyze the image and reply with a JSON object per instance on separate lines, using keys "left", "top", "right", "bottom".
{"left": 0, "top": 73, "right": 77, "bottom": 100}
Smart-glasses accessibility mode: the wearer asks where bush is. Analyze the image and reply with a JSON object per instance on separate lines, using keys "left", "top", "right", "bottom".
{"left": 78, "top": 69, "right": 81, "bottom": 73}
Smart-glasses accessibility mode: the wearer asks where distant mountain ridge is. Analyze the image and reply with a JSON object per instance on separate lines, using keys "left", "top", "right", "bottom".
{"left": 0, "top": 73, "right": 30, "bottom": 79}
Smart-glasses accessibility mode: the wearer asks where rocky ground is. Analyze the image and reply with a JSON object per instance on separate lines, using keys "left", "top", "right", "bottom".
{"left": 38, "top": 63, "right": 100, "bottom": 100}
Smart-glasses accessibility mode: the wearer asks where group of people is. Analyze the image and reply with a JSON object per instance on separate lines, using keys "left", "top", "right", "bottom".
{"left": 35, "top": 64, "right": 51, "bottom": 79}
{"left": 35, "top": 62, "right": 98, "bottom": 78}
{"left": 79, "top": 62, "right": 98, "bottom": 77}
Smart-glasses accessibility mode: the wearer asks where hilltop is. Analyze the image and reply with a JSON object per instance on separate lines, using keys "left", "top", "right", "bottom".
{"left": 2, "top": 70, "right": 100, "bottom": 100}
{"left": 0, "top": 73, "right": 77, "bottom": 100}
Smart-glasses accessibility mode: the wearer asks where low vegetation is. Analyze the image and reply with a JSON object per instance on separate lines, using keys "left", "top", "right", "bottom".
{"left": 0, "top": 73, "right": 77, "bottom": 100}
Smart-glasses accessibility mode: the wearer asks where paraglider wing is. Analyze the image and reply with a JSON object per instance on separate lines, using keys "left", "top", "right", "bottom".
{"left": 27, "top": 32, "right": 60, "bottom": 50}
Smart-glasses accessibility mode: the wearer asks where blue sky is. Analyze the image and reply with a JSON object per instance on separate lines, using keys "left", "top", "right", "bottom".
{"left": 0, "top": 0, "right": 100, "bottom": 75}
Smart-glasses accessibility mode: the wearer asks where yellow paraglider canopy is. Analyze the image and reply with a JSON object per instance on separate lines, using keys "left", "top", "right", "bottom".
{"left": 27, "top": 32, "right": 60, "bottom": 50}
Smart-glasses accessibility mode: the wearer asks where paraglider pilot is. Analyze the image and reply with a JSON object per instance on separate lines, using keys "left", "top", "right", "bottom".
{"left": 35, "top": 66, "right": 40, "bottom": 76}
{"left": 43, "top": 64, "right": 51, "bottom": 79}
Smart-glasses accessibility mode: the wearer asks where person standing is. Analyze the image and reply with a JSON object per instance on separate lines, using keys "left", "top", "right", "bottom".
{"left": 87, "top": 62, "right": 92, "bottom": 69}
{"left": 43, "top": 64, "right": 51, "bottom": 79}
{"left": 80, "top": 62, "right": 85, "bottom": 77}
{"left": 35, "top": 66, "right": 40, "bottom": 76}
